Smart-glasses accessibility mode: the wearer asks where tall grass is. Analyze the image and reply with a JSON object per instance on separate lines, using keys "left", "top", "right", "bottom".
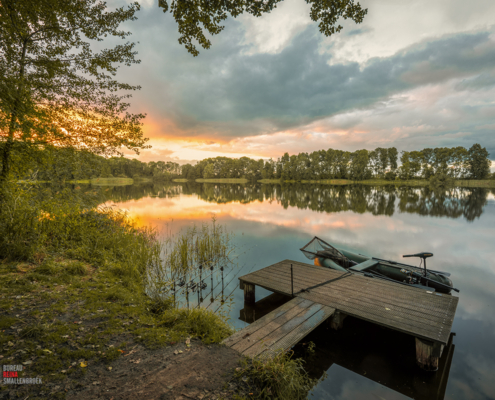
{"left": 235, "top": 349, "right": 319, "bottom": 400}
{"left": 145, "top": 217, "right": 235, "bottom": 307}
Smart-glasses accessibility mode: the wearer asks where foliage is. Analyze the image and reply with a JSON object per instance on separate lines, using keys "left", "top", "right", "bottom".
{"left": 384, "top": 171, "right": 396, "bottom": 181}
{"left": 467, "top": 144, "right": 491, "bottom": 179}
{"left": 0, "top": 0, "right": 148, "bottom": 179}
{"left": 146, "top": 217, "right": 234, "bottom": 308}
{"left": 234, "top": 350, "right": 319, "bottom": 400}
{"left": 6, "top": 145, "right": 181, "bottom": 182}
{"left": 429, "top": 173, "right": 454, "bottom": 189}
{"left": 158, "top": 0, "right": 367, "bottom": 56}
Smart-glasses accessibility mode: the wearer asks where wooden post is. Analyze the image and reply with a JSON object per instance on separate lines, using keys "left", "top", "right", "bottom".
{"left": 330, "top": 310, "right": 346, "bottom": 330}
{"left": 244, "top": 283, "right": 255, "bottom": 305}
{"left": 415, "top": 337, "right": 443, "bottom": 371}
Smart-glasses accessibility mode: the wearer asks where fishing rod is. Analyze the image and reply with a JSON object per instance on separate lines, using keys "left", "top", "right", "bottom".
{"left": 401, "top": 269, "right": 460, "bottom": 293}
{"left": 165, "top": 242, "right": 253, "bottom": 287}
{"left": 168, "top": 249, "right": 250, "bottom": 297}
{"left": 198, "top": 244, "right": 256, "bottom": 297}
{"left": 211, "top": 262, "right": 258, "bottom": 313}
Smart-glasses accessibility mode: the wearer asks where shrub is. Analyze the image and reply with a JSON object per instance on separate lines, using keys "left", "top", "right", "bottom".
{"left": 235, "top": 350, "right": 318, "bottom": 400}
{"left": 429, "top": 173, "right": 454, "bottom": 188}
{"left": 384, "top": 171, "right": 396, "bottom": 181}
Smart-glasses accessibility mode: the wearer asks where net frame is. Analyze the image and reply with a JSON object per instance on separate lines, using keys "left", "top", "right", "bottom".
{"left": 300, "top": 236, "right": 351, "bottom": 268}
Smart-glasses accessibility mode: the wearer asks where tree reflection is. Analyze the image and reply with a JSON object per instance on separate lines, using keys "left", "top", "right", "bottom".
{"left": 106, "top": 183, "right": 489, "bottom": 221}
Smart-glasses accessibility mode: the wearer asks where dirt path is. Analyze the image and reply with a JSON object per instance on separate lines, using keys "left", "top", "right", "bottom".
{"left": 66, "top": 340, "right": 246, "bottom": 400}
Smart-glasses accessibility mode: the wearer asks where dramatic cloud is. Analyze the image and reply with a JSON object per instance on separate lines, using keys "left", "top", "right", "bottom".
{"left": 109, "top": 0, "right": 495, "bottom": 162}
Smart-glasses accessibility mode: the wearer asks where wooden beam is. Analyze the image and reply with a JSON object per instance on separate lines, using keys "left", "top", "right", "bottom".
{"left": 330, "top": 310, "right": 347, "bottom": 330}
{"left": 415, "top": 337, "right": 443, "bottom": 371}
{"left": 244, "top": 283, "right": 255, "bottom": 305}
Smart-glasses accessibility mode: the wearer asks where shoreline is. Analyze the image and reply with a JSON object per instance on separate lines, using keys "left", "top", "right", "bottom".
{"left": 173, "top": 178, "right": 495, "bottom": 188}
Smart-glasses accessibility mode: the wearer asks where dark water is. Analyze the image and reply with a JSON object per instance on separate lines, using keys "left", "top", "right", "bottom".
{"left": 102, "top": 182, "right": 495, "bottom": 400}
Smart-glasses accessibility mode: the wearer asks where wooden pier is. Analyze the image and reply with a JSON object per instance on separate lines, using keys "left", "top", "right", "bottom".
{"left": 223, "top": 259, "right": 459, "bottom": 371}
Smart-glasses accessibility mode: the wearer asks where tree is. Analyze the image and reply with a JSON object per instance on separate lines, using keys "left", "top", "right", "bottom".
{"left": 387, "top": 148, "right": 398, "bottom": 171}
{"left": 467, "top": 144, "right": 490, "bottom": 179}
{"left": 349, "top": 149, "right": 369, "bottom": 180}
{"left": 203, "top": 163, "right": 215, "bottom": 179}
{"left": 158, "top": 0, "right": 368, "bottom": 57}
{"left": 0, "top": 0, "right": 148, "bottom": 181}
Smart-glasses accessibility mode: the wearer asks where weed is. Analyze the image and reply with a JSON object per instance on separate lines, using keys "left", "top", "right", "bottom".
{"left": 234, "top": 350, "right": 319, "bottom": 400}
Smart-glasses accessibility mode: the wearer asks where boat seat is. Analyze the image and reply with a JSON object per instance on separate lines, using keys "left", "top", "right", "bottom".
{"left": 348, "top": 259, "right": 380, "bottom": 272}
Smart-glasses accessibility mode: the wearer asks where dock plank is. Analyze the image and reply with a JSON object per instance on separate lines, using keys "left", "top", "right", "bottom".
{"left": 257, "top": 305, "right": 335, "bottom": 360}
{"left": 238, "top": 260, "right": 458, "bottom": 345}
{"left": 247, "top": 267, "right": 456, "bottom": 326}
{"left": 231, "top": 299, "right": 316, "bottom": 354}
{"left": 222, "top": 297, "right": 304, "bottom": 348}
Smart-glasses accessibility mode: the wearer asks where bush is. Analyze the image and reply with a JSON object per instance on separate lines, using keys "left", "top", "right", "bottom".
{"left": 0, "top": 182, "right": 42, "bottom": 260}
{"left": 384, "top": 171, "right": 396, "bottom": 181}
{"left": 429, "top": 173, "right": 454, "bottom": 188}
{"left": 235, "top": 350, "right": 318, "bottom": 400}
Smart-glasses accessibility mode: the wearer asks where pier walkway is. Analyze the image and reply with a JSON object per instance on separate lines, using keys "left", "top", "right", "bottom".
{"left": 222, "top": 259, "right": 459, "bottom": 370}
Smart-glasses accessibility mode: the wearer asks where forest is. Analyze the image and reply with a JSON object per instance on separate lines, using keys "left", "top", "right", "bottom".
{"left": 181, "top": 144, "right": 492, "bottom": 182}
{"left": 9, "top": 143, "right": 492, "bottom": 183}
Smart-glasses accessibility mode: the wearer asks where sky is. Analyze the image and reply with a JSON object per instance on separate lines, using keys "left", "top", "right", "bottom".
{"left": 109, "top": 0, "right": 495, "bottom": 166}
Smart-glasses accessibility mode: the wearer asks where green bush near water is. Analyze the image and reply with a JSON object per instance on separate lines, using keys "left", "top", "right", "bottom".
{"left": 234, "top": 349, "right": 319, "bottom": 400}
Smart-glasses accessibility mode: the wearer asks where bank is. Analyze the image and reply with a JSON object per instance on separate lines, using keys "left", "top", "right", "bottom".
{"left": 0, "top": 188, "right": 314, "bottom": 400}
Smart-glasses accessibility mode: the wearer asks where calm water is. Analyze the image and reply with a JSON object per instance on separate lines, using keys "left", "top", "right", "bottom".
{"left": 102, "top": 182, "right": 495, "bottom": 400}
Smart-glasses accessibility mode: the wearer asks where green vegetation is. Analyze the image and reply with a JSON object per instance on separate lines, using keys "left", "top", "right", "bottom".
{"left": 0, "top": 0, "right": 147, "bottom": 182}
{"left": 233, "top": 348, "right": 320, "bottom": 400}
{"left": 158, "top": 0, "right": 367, "bottom": 56}
{"left": 179, "top": 144, "right": 492, "bottom": 183}
{"left": 0, "top": 182, "right": 234, "bottom": 396}
{"left": 196, "top": 178, "right": 248, "bottom": 183}
{"left": 88, "top": 177, "right": 134, "bottom": 186}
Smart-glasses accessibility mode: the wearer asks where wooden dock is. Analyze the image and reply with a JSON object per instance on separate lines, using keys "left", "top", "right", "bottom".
{"left": 223, "top": 297, "right": 335, "bottom": 359}
{"left": 223, "top": 259, "right": 459, "bottom": 370}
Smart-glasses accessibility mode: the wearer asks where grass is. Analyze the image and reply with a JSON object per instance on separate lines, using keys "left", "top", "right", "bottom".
{"left": 89, "top": 177, "right": 134, "bottom": 186}
{"left": 0, "top": 182, "right": 235, "bottom": 398}
{"left": 455, "top": 179, "right": 495, "bottom": 188}
{"left": 233, "top": 348, "right": 319, "bottom": 400}
{"left": 258, "top": 178, "right": 495, "bottom": 187}
{"left": 196, "top": 178, "right": 248, "bottom": 183}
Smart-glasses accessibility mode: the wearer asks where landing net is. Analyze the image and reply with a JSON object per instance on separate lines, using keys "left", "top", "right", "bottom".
{"left": 300, "top": 236, "right": 351, "bottom": 268}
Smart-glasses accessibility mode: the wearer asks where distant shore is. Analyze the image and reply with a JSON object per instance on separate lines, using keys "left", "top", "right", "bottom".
{"left": 174, "top": 178, "right": 495, "bottom": 188}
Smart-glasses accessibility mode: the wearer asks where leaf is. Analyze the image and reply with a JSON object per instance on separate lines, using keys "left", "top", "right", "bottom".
{"left": 80, "top": 362, "right": 87, "bottom": 368}
{"left": 43, "top": 349, "right": 52, "bottom": 354}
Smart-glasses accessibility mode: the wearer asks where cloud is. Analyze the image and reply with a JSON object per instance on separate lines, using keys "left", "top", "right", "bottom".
{"left": 107, "top": 1, "right": 495, "bottom": 161}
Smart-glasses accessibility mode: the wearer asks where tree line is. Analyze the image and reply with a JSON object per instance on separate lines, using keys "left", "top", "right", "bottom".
{"left": 7, "top": 146, "right": 180, "bottom": 182}
{"left": 180, "top": 144, "right": 491, "bottom": 181}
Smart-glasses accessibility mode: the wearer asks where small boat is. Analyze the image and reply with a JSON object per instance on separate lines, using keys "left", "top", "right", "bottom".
{"left": 300, "top": 237, "right": 458, "bottom": 294}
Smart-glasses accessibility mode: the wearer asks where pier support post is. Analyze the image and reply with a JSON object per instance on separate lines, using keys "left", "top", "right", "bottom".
{"left": 415, "top": 338, "right": 443, "bottom": 371}
{"left": 330, "top": 310, "right": 346, "bottom": 330}
{"left": 244, "top": 283, "right": 255, "bottom": 305}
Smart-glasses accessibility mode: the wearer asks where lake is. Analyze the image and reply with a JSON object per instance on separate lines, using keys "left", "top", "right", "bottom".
{"left": 102, "top": 182, "right": 495, "bottom": 400}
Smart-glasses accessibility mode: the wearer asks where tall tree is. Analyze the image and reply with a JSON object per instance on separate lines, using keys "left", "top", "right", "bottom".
{"left": 158, "top": 0, "right": 368, "bottom": 57}
{"left": 387, "top": 147, "right": 398, "bottom": 171}
{"left": 0, "top": 0, "right": 148, "bottom": 181}
{"left": 467, "top": 144, "right": 491, "bottom": 179}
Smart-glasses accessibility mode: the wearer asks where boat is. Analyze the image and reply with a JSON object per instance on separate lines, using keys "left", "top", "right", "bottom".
{"left": 300, "top": 237, "right": 457, "bottom": 294}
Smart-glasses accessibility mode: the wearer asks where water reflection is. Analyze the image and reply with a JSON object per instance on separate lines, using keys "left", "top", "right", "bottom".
{"left": 240, "top": 293, "right": 456, "bottom": 400}
{"left": 106, "top": 182, "right": 492, "bottom": 221}
{"left": 98, "top": 182, "right": 495, "bottom": 400}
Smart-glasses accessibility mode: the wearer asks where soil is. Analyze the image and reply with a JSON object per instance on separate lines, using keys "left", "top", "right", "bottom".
{"left": 2, "top": 335, "right": 250, "bottom": 400}
{"left": 66, "top": 339, "right": 247, "bottom": 400}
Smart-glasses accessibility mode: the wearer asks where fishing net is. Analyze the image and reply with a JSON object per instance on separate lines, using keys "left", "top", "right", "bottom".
{"left": 300, "top": 236, "right": 351, "bottom": 268}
